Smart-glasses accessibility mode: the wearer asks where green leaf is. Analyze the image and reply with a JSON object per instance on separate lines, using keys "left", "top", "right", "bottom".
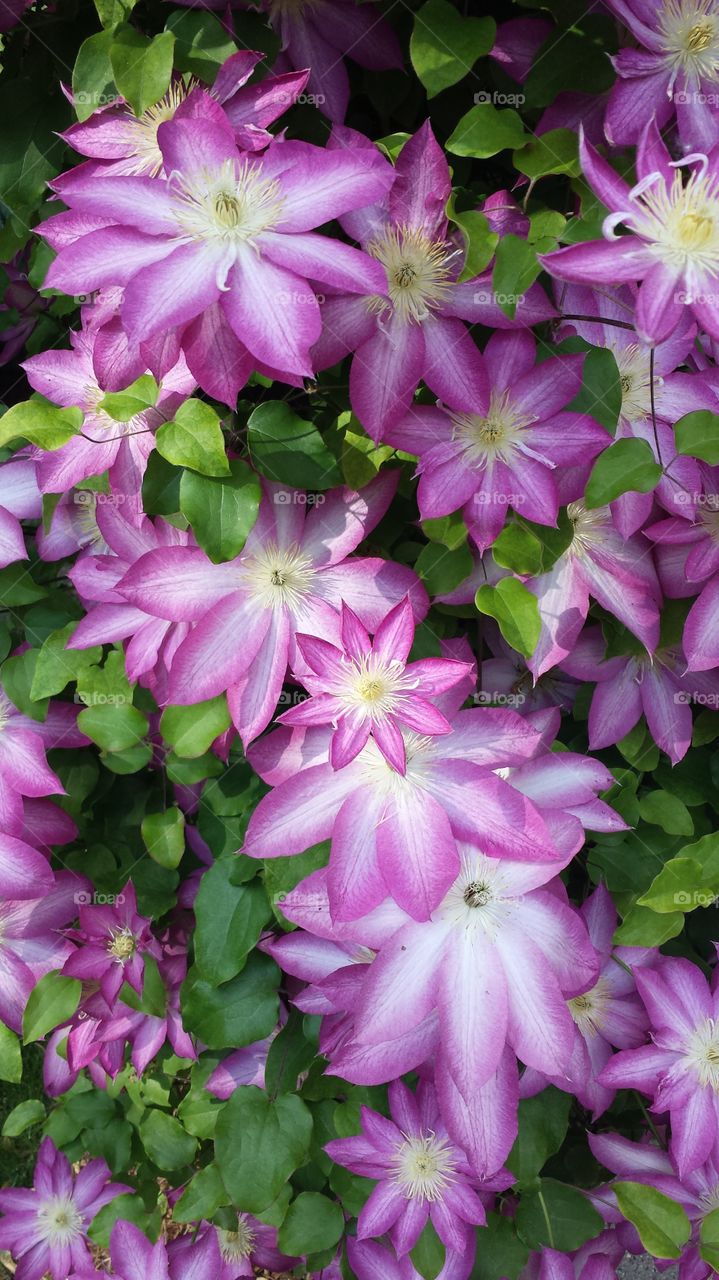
{"left": 614, "top": 1182, "right": 691, "bottom": 1259}
{"left": 415, "top": 541, "right": 473, "bottom": 595}
{"left": 182, "top": 951, "right": 279, "bottom": 1048}
{"left": 584, "top": 439, "right": 662, "bottom": 507}
{"left": 447, "top": 103, "right": 527, "bottom": 158}
{"left": 422, "top": 511, "right": 468, "bottom": 551}
{"left": 0, "top": 400, "right": 82, "bottom": 451}
{"left": 265, "top": 1009, "right": 316, "bottom": 1097}
{"left": 156, "top": 399, "right": 230, "bottom": 476}
{"left": 568, "top": 347, "right": 621, "bottom": 434}
{"left": 492, "top": 236, "right": 541, "bottom": 318}
{"left": 93, "top": 0, "right": 136, "bottom": 30}
{"left": 410, "top": 1219, "right": 446, "bottom": 1280}
{"left": 523, "top": 30, "right": 615, "bottom": 108}
{"left": 410, "top": 1, "right": 495, "bottom": 98}
{"left": 513, "top": 130, "right": 580, "bottom": 179}
{"left": 475, "top": 578, "right": 541, "bottom": 658}
{"left": 638, "top": 790, "right": 694, "bottom": 836}
{"left": 77, "top": 701, "right": 148, "bottom": 752}
{"left": 613, "top": 904, "right": 685, "bottom": 946}
{"left": 248, "top": 402, "right": 342, "bottom": 490}
{"left": 452, "top": 209, "right": 498, "bottom": 280}
{"left": 173, "top": 1163, "right": 228, "bottom": 1223}
{"left": 165, "top": 10, "right": 237, "bottom": 79}
{"left": 278, "top": 1192, "right": 344, "bottom": 1256}
{"left": 515, "top": 1179, "right": 603, "bottom": 1251}
{"left": 72, "top": 31, "right": 118, "bottom": 122}
{"left": 139, "top": 1109, "right": 197, "bottom": 1171}
{"left": 110, "top": 28, "right": 175, "bottom": 116}
{"left": 142, "top": 451, "right": 182, "bottom": 516}
{"left": 470, "top": 1212, "right": 529, "bottom": 1280}
{"left": 141, "top": 807, "right": 186, "bottom": 870}
{"left": 23, "top": 973, "right": 81, "bottom": 1043}
{"left": 637, "top": 857, "right": 708, "bottom": 914}
{"left": 492, "top": 523, "right": 545, "bottom": 577}
{"left": 179, "top": 459, "right": 261, "bottom": 563}
{"left": 340, "top": 424, "right": 394, "bottom": 490}
{"left": 2, "top": 650, "right": 47, "bottom": 719}
{"left": 700, "top": 1206, "right": 719, "bottom": 1271}
{"left": 98, "top": 374, "right": 159, "bottom": 422}
{"left": 507, "top": 1088, "right": 571, "bottom": 1186}
{"left": 30, "top": 623, "right": 102, "bottom": 700}
{"left": 160, "top": 696, "right": 231, "bottom": 757}
{"left": 1, "top": 1098, "right": 45, "bottom": 1137}
{"left": 88, "top": 1195, "right": 151, "bottom": 1247}
{"left": 216, "top": 1086, "right": 313, "bottom": 1214}
{"left": 0, "top": 80, "right": 69, "bottom": 239}
{"left": 0, "top": 1023, "right": 22, "bottom": 1083}
{"left": 674, "top": 409, "right": 719, "bottom": 463}
{"left": 194, "top": 859, "right": 270, "bottom": 985}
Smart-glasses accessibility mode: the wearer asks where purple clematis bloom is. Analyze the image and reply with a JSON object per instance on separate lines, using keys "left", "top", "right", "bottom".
{"left": 0, "top": 454, "right": 41, "bottom": 569}
{"left": 61, "top": 881, "right": 162, "bottom": 1004}
{"left": 42, "top": 115, "right": 393, "bottom": 396}
{"left": 278, "top": 596, "right": 471, "bottom": 773}
{"left": 603, "top": 0, "right": 719, "bottom": 151}
{"left": 0, "top": 685, "right": 85, "bottom": 837}
{"left": 347, "top": 1235, "right": 475, "bottom": 1280}
{"left": 0, "top": 873, "right": 86, "bottom": 1032}
{"left": 59, "top": 53, "right": 310, "bottom": 179}
{"left": 68, "top": 1217, "right": 220, "bottom": 1280}
{"left": 118, "top": 472, "right": 426, "bottom": 743}
{"left": 325, "top": 1079, "right": 507, "bottom": 1256}
{"left": 0, "top": 1137, "right": 129, "bottom": 1280}
{"left": 384, "top": 330, "right": 606, "bottom": 551}
{"left": 644, "top": 491, "right": 719, "bottom": 670}
{"left": 599, "top": 956, "right": 719, "bottom": 1176}
{"left": 559, "top": 624, "right": 719, "bottom": 763}
{"left": 170, "top": 1214, "right": 298, "bottom": 1278}
{"left": 311, "top": 121, "right": 556, "bottom": 443}
{"left": 542, "top": 120, "right": 719, "bottom": 344}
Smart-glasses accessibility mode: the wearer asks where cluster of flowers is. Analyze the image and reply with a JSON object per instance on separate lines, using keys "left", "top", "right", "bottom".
{"left": 4, "top": 0, "right": 719, "bottom": 1277}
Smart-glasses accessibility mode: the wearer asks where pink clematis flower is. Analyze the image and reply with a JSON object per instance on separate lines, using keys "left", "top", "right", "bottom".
{"left": 644, "top": 490, "right": 719, "bottom": 670}
{"left": 0, "top": 1137, "right": 129, "bottom": 1280}
{"left": 311, "top": 121, "right": 556, "bottom": 443}
{"left": 384, "top": 330, "right": 606, "bottom": 551}
{"left": 347, "top": 1235, "right": 475, "bottom": 1280}
{"left": 117, "top": 472, "right": 426, "bottom": 744}
{"left": 278, "top": 596, "right": 471, "bottom": 772}
{"left": 600, "top": 956, "right": 719, "bottom": 1176}
{"left": 0, "top": 686, "right": 85, "bottom": 836}
{"left": 0, "top": 453, "right": 42, "bottom": 569}
{"left": 542, "top": 120, "right": 719, "bottom": 344}
{"left": 42, "top": 115, "right": 394, "bottom": 396}
{"left": 68, "top": 1217, "right": 220, "bottom": 1280}
{"left": 0, "top": 873, "right": 87, "bottom": 1032}
{"left": 325, "top": 1079, "right": 508, "bottom": 1256}
{"left": 170, "top": 1214, "right": 299, "bottom": 1278}
{"left": 61, "top": 881, "right": 162, "bottom": 1004}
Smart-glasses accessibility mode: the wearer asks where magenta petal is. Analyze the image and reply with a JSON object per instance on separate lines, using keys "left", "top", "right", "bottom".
{"left": 168, "top": 594, "right": 271, "bottom": 703}
{"left": 122, "top": 241, "right": 224, "bottom": 343}
{"left": 376, "top": 785, "right": 459, "bottom": 920}
{"left": 222, "top": 253, "right": 319, "bottom": 377}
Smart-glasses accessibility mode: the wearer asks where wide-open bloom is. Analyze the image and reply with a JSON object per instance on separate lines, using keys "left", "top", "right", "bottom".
{"left": 61, "top": 881, "right": 162, "bottom": 1004}
{"left": 525, "top": 501, "right": 661, "bottom": 677}
{"left": 278, "top": 597, "right": 470, "bottom": 772}
{"left": 543, "top": 120, "right": 719, "bottom": 344}
{"left": 43, "top": 114, "right": 393, "bottom": 396}
{"left": 59, "top": 54, "right": 310, "bottom": 179}
{"left": 600, "top": 956, "right": 719, "bottom": 1176}
{"left": 170, "top": 1213, "right": 298, "bottom": 1278}
{"left": 23, "top": 326, "right": 195, "bottom": 494}
{"left": 118, "top": 472, "right": 425, "bottom": 743}
{"left": 0, "top": 1138, "right": 129, "bottom": 1280}
{"left": 603, "top": 0, "right": 719, "bottom": 150}
{"left": 560, "top": 625, "right": 719, "bottom": 762}
{"left": 0, "top": 873, "right": 86, "bottom": 1031}
{"left": 244, "top": 676, "right": 572, "bottom": 921}
{"left": 312, "top": 122, "right": 555, "bottom": 443}
{"left": 384, "top": 330, "right": 606, "bottom": 550}
{"left": 0, "top": 453, "right": 41, "bottom": 569}
{"left": 326, "top": 1079, "right": 506, "bottom": 1256}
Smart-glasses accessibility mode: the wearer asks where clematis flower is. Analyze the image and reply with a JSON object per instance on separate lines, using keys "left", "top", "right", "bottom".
{"left": 243, "top": 678, "right": 572, "bottom": 921}
{"left": 325, "top": 1079, "right": 507, "bottom": 1256}
{"left": 0, "top": 687, "right": 85, "bottom": 836}
{"left": 118, "top": 472, "right": 426, "bottom": 744}
{"left": 68, "top": 1217, "right": 220, "bottom": 1280}
{"left": 524, "top": 501, "right": 661, "bottom": 678}
{"left": 644, "top": 494, "right": 719, "bottom": 669}
{"left": 42, "top": 115, "right": 394, "bottom": 395}
{"left": 170, "top": 1213, "right": 299, "bottom": 1278}
{"left": 278, "top": 596, "right": 471, "bottom": 772}
{"left": 603, "top": 0, "right": 719, "bottom": 151}
{"left": 599, "top": 956, "right": 719, "bottom": 1176}
{"left": 59, "top": 54, "right": 310, "bottom": 179}
{"left": 61, "top": 881, "right": 162, "bottom": 1004}
{"left": 347, "top": 1235, "right": 475, "bottom": 1280}
{"left": 519, "top": 884, "right": 650, "bottom": 1116}
{"left": 0, "top": 453, "right": 42, "bottom": 569}
{"left": 0, "top": 873, "right": 87, "bottom": 1031}
{"left": 0, "top": 1137, "right": 129, "bottom": 1280}
{"left": 384, "top": 330, "right": 606, "bottom": 551}
{"left": 311, "top": 122, "right": 556, "bottom": 443}
{"left": 542, "top": 120, "right": 719, "bottom": 344}
{"left": 559, "top": 624, "right": 719, "bottom": 763}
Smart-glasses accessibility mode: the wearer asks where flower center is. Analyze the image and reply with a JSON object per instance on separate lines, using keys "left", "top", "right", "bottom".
{"left": 175, "top": 158, "right": 284, "bottom": 247}
{"left": 450, "top": 389, "right": 538, "bottom": 468}
{"left": 218, "top": 1215, "right": 256, "bottom": 1260}
{"left": 568, "top": 977, "right": 611, "bottom": 1037}
{"left": 436, "top": 852, "right": 515, "bottom": 939}
{"left": 125, "top": 80, "right": 193, "bottom": 177}
{"left": 391, "top": 1132, "right": 456, "bottom": 1202}
{"left": 686, "top": 1017, "right": 719, "bottom": 1090}
{"left": 243, "top": 542, "right": 315, "bottom": 612}
{"left": 463, "top": 880, "right": 493, "bottom": 908}
{"left": 699, "top": 503, "right": 719, "bottom": 541}
{"left": 107, "top": 927, "right": 136, "bottom": 962}
{"left": 368, "top": 225, "right": 455, "bottom": 324}
{"left": 567, "top": 500, "right": 610, "bottom": 556}
{"left": 659, "top": 0, "right": 719, "bottom": 80}
{"left": 331, "top": 654, "right": 419, "bottom": 724}
{"left": 614, "top": 343, "right": 664, "bottom": 423}
{"left": 37, "top": 1196, "right": 83, "bottom": 1246}
{"left": 629, "top": 165, "right": 719, "bottom": 280}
